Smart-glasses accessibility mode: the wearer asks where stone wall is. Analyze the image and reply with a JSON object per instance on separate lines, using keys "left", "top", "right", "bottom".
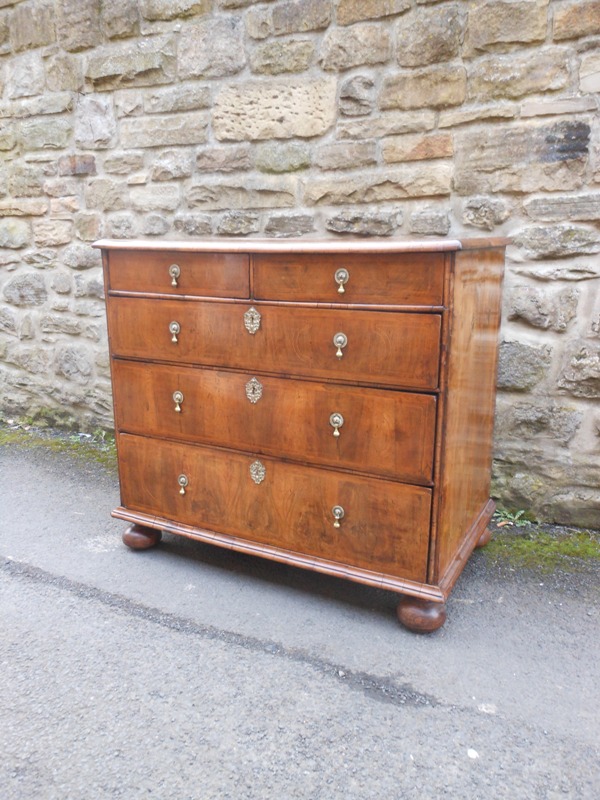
{"left": 0, "top": 0, "right": 599, "bottom": 526}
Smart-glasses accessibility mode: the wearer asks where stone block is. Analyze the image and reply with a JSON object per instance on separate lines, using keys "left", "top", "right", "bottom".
{"left": 579, "top": 53, "right": 600, "bottom": 93}
{"left": 497, "top": 341, "right": 552, "bottom": 391}
{"left": 151, "top": 150, "right": 194, "bottom": 181}
{"left": 6, "top": 52, "right": 44, "bottom": 99}
{"left": 103, "top": 152, "right": 145, "bottom": 175}
{"left": 382, "top": 132, "right": 453, "bottom": 163}
{"left": 468, "top": 49, "right": 569, "bottom": 102}
{"left": 438, "top": 103, "right": 518, "bottom": 128}
{"left": 75, "top": 96, "right": 117, "bottom": 150}
{"left": 338, "top": 111, "right": 436, "bottom": 140}
{"left": 304, "top": 164, "right": 452, "bottom": 205}
{"left": 314, "top": 141, "right": 376, "bottom": 170}
{"left": 336, "top": 0, "right": 410, "bottom": 25}
{"left": 213, "top": 78, "right": 336, "bottom": 141}
{"left": 380, "top": 66, "right": 466, "bottom": 110}
{"left": 75, "top": 212, "right": 103, "bottom": 242}
{"left": 179, "top": 18, "right": 245, "bottom": 79}
{"left": 1, "top": 94, "right": 74, "bottom": 119}
{"left": 396, "top": 4, "right": 463, "bottom": 67}
{"left": 107, "top": 214, "right": 137, "bottom": 239}
{"left": 0, "top": 306, "right": 18, "bottom": 335}
{"left": 3, "top": 273, "right": 47, "bottom": 305}
{"left": 120, "top": 112, "right": 209, "bottom": 148}
{"left": 409, "top": 208, "right": 450, "bottom": 235}
{"left": 0, "top": 12, "right": 8, "bottom": 55}
{"left": 8, "top": 163, "right": 46, "bottom": 196}
{"left": 520, "top": 96, "right": 598, "bottom": 118}
{"left": 339, "top": 75, "right": 375, "bottom": 116}
{"left": 142, "top": 214, "right": 170, "bottom": 236}
{"left": 464, "top": 0, "right": 547, "bottom": 55}
{"left": 23, "top": 249, "right": 58, "bottom": 269}
{"left": 45, "top": 54, "right": 84, "bottom": 93}
{"left": 0, "top": 122, "right": 15, "bottom": 150}
{"left": 187, "top": 178, "right": 296, "bottom": 210}
{"left": 19, "top": 118, "right": 72, "bottom": 150}
{"left": 524, "top": 194, "right": 600, "bottom": 222}
{"left": 320, "top": 23, "right": 391, "bottom": 71}
{"left": 101, "top": 0, "right": 139, "bottom": 39}
{"left": 217, "top": 211, "right": 260, "bottom": 236}
{"left": 84, "top": 178, "right": 129, "bottom": 212}
{"left": 58, "top": 155, "right": 97, "bottom": 177}
{"left": 454, "top": 121, "right": 590, "bottom": 194}
{"left": 462, "top": 197, "right": 510, "bottom": 230}
{"left": 140, "top": 0, "right": 211, "bottom": 20}
{"left": 10, "top": 1, "right": 56, "bottom": 51}
{"left": 43, "top": 178, "right": 79, "bottom": 198}
{"left": 196, "top": 145, "right": 252, "bottom": 173}
{"left": 40, "top": 313, "right": 82, "bottom": 337}
{"left": 559, "top": 342, "right": 600, "bottom": 399}
{"left": 130, "top": 184, "right": 180, "bottom": 212}
{"left": 143, "top": 84, "right": 211, "bottom": 114}
{"left": 33, "top": 219, "right": 73, "bottom": 247}
{"left": 326, "top": 210, "right": 401, "bottom": 236}
{"left": 55, "top": 345, "right": 93, "bottom": 383}
{"left": 254, "top": 142, "right": 311, "bottom": 173}
{"left": 272, "top": 0, "right": 331, "bottom": 35}
{"left": 51, "top": 273, "right": 73, "bottom": 294}
{"left": 508, "top": 286, "right": 579, "bottom": 332}
{"left": 495, "top": 399, "right": 582, "bottom": 446}
{"left": 553, "top": 0, "right": 600, "bottom": 40}
{"left": 250, "top": 40, "right": 314, "bottom": 74}
{"left": 0, "top": 198, "right": 48, "bottom": 216}
{"left": 63, "top": 244, "right": 102, "bottom": 270}
{"left": 56, "top": 0, "right": 102, "bottom": 52}
{"left": 0, "top": 219, "right": 30, "bottom": 249}
{"left": 514, "top": 225, "right": 600, "bottom": 259}
{"left": 245, "top": 6, "right": 271, "bottom": 39}
{"left": 265, "top": 213, "right": 315, "bottom": 237}
{"left": 86, "top": 36, "right": 176, "bottom": 90}
{"left": 174, "top": 214, "right": 212, "bottom": 236}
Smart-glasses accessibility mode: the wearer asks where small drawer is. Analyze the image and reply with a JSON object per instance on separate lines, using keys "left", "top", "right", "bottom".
{"left": 112, "top": 361, "right": 437, "bottom": 485}
{"left": 107, "top": 249, "right": 250, "bottom": 298}
{"left": 253, "top": 252, "right": 445, "bottom": 306}
{"left": 118, "top": 434, "right": 431, "bottom": 581}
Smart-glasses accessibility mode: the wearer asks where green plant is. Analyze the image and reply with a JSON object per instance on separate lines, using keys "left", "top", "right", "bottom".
{"left": 494, "top": 508, "right": 530, "bottom": 527}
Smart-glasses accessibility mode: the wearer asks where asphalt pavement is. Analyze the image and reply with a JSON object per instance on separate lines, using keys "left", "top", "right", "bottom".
{"left": 1, "top": 438, "right": 599, "bottom": 799}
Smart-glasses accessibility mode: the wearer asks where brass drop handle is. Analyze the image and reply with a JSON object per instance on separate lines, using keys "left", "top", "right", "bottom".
{"left": 333, "top": 332, "right": 347, "bottom": 359}
{"left": 178, "top": 474, "right": 188, "bottom": 495}
{"left": 330, "top": 412, "right": 344, "bottom": 438}
{"left": 169, "top": 321, "right": 180, "bottom": 343}
{"left": 335, "top": 268, "right": 349, "bottom": 294}
{"left": 169, "top": 264, "right": 181, "bottom": 287}
{"left": 173, "top": 391, "right": 184, "bottom": 413}
{"left": 332, "top": 505, "right": 345, "bottom": 528}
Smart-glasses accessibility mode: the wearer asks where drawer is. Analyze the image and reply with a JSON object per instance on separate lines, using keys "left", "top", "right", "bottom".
{"left": 107, "top": 298, "right": 441, "bottom": 390}
{"left": 107, "top": 249, "right": 250, "bottom": 298}
{"left": 118, "top": 434, "right": 431, "bottom": 581}
{"left": 112, "top": 361, "right": 437, "bottom": 484}
{"left": 253, "top": 252, "right": 445, "bottom": 306}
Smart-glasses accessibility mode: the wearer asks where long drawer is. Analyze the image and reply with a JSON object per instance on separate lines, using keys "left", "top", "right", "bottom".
{"left": 118, "top": 434, "right": 431, "bottom": 581}
{"left": 107, "top": 297, "right": 441, "bottom": 390}
{"left": 112, "top": 360, "right": 437, "bottom": 484}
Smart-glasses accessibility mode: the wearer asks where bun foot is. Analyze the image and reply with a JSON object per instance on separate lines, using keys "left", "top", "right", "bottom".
{"left": 122, "top": 524, "right": 162, "bottom": 550}
{"left": 475, "top": 527, "right": 492, "bottom": 549}
{"left": 396, "top": 597, "right": 447, "bottom": 633}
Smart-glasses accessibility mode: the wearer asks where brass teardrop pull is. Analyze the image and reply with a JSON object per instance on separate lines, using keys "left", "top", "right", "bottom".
{"left": 173, "top": 391, "right": 184, "bottom": 413}
{"left": 333, "top": 332, "right": 347, "bottom": 359}
{"left": 169, "top": 321, "right": 180, "bottom": 343}
{"left": 335, "top": 268, "right": 349, "bottom": 294}
{"left": 329, "top": 412, "right": 344, "bottom": 438}
{"left": 178, "top": 474, "right": 188, "bottom": 495}
{"left": 169, "top": 264, "right": 181, "bottom": 287}
{"left": 332, "top": 505, "right": 345, "bottom": 528}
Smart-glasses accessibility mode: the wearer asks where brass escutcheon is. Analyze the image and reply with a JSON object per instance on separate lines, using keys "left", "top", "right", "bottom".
{"left": 245, "top": 377, "right": 263, "bottom": 404}
{"left": 169, "top": 264, "right": 181, "bottom": 287}
{"left": 332, "top": 505, "right": 345, "bottom": 528}
{"left": 329, "top": 412, "right": 344, "bottom": 437}
{"left": 169, "top": 320, "right": 180, "bottom": 343}
{"left": 335, "top": 268, "right": 349, "bottom": 294}
{"left": 250, "top": 460, "right": 266, "bottom": 484}
{"left": 173, "top": 391, "right": 184, "bottom": 413}
{"left": 178, "top": 474, "right": 189, "bottom": 495}
{"left": 333, "top": 332, "right": 347, "bottom": 358}
{"left": 244, "top": 306, "right": 261, "bottom": 335}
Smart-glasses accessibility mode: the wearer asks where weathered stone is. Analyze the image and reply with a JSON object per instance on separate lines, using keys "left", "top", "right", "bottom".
{"left": 73, "top": 273, "right": 104, "bottom": 299}
{"left": 3, "top": 273, "right": 47, "bottom": 305}
{"left": 265, "top": 213, "right": 315, "bottom": 237}
{"left": 179, "top": 18, "right": 245, "bottom": 79}
{"left": 0, "top": 306, "right": 18, "bottom": 335}
{"left": 173, "top": 213, "right": 212, "bottom": 236}
{"left": 196, "top": 145, "right": 252, "bottom": 173}
{"left": 85, "top": 179, "right": 129, "bottom": 212}
{"left": 107, "top": 214, "right": 137, "bottom": 239}
{"left": 314, "top": 141, "right": 376, "bottom": 170}
{"left": 558, "top": 342, "right": 600, "bottom": 399}
{"left": 0, "top": 219, "right": 30, "bottom": 249}
{"left": 0, "top": 122, "right": 15, "bottom": 151}
{"left": 43, "top": 178, "right": 78, "bottom": 198}
{"left": 143, "top": 83, "right": 211, "bottom": 114}
{"left": 250, "top": 39, "right": 315, "bottom": 74}
{"left": 56, "top": 0, "right": 102, "bottom": 52}
{"left": 51, "top": 273, "right": 73, "bottom": 294}
{"left": 336, "top": 0, "right": 410, "bottom": 25}
{"left": 130, "top": 184, "right": 180, "bottom": 212}
{"left": 382, "top": 132, "right": 452, "bottom": 163}
{"left": 40, "top": 313, "right": 82, "bottom": 337}
{"left": 58, "top": 155, "right": 97, "bottom": 177}
{"left": 63, "top": 244, "right": 102, "bottom": 271}
{"left": 0, "top": 198, "right": 48, "bottom": 216}
{"left": 53, "top": 196, "right": 82, "bottom": 217}
{"left": 140, "top": 0, "right": 211, "bottom": 20}
{"left": 497, "top": 341, "right": 552, "bottom": 391}
{"left": 101, "top": 0, "right": 139, "bottom": 39}
{"left": 245, "top": 6, "right": 271, "bottom": 39}
{"left": 454, "top": 121, "right": 590, "bottom": 195}
{"left": 4, "top": 344, "right": 53, "bottom": 374}
{"left": 579, "top": 53, "right": 600, "bottom": 93}
{"left": 255, "top": 142, "right": 311, "bottom": 173}
{"left": 380, "top": 66, "right": 467, "bottom": 110}
{"left": 187, "top": 178, "right": 296, "bottom": 210}
{"left": 33, "top": 220, "right": 73, "bottom": 247}
{"left": 55, "top": 345, "right": 93, "bottom": 383}
{"left": 337, "top": 111, "right": 435, "bottom": 141}
{"left": 320, "top": 23, "right": 391, "bottom": 71}
{"left": 0, "top": 94, "right": 73, "bottom": 119}
{"left": 462, "top": 197, "right": 510, "bottom": 230}
{"left": 304, "top": 165, "right": 452, "bottom": 205}
{"left": 19, "top": 118, "right": 72, "bottom": 150}
{"left": 120, "top": 112, "right": 209, "bottom": 148}
{"left": 151, "top": 150, "right": 194, "bottom": 181}
{"left": 22, "top": 249, "right": 57, "bottom": 269}
{"left": 86, "top": 36, "right": 176, "bottom": 90}
{"left": 114, "top": 90, "right": 143, "bottom": 118}
{"left": 217, "top": 211, "right": 260, "bottom": 236}
{"left": 396, "top": 4, "right": 463, "bottom": 67}
{"left": 513, "top": 264, "right": 600, "bottom": 283}
{"left": 45, "top": 54, "right": 84, "bottom": 93}
{"left": 524, "top": 194, "right": 600, "bottom": 222}
{"left": 75, "top": 96, "right": 117, "bottom": 150}
{"left": 8, "top": 163, "right": 46, "bottom": 197}
{"left": 508, "top": 286, "right": 579, "bottom": 332}
{"left": 464, "top": 0, "right": 547, "bottom": 55}
{"left": 515, "top": 225, "right": 600, "bottom": 259}
{"left": 10, "top": 1, "right": 55, "bottom": 51}
{"left": 339, "top": 75, "right": 375, "bottom": 116}
{"left": 520, "top": 96, "right": 598, "bottom": 118}
{"left": 326, "top": 209, "right": 401, "bottom": 236}
{"left": 75, "top": 212, "right": 103, "bottom": 242}
{"left": 495, "top": 399, "right": 582, "bottom": 446}
{"left": 468, "top": 49, "right": 569, "bottom": 101}
{"left": 409, "top": 208, "right": 450, "bottom": 236}
{"left": 438, "top": 103, "right": 518, "bottom": 128}
{"left": 214, "top": 79, "right": 337, "bottom": 141}
{"left": 272, "top": 0, "right": 331, "bottom": 35}
{"left": 553, "top": 0, "right": 600, "bottom": 41}
{"left": 103, "top": 152, "right": 145, "bottom": 175}
{"left": 142, "top": 214, "right": 170, "bottom": 236}
{"left": 0, "top": 12, "right": 8, "bottom": 56}
{"left": 6, "top": 52, "right": 44, "bottom": 99}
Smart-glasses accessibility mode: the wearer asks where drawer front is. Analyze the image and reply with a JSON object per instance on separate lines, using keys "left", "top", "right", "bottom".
{"left": 107, "top": 249, "right": 250, "bottom": 298}
{"left": 118, "top": 434, "right": 431, "bottom": 581}
{"left": 253, "top": 252, "right": 445, "bottom": 306}
{"left": 107, "top": 298, "right": 441, "bottom": 390}
{"left": 112, "top": 360, "right": 437, "bottom": 484}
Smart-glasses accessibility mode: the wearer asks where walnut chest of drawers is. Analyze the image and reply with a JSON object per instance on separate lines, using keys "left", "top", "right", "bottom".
{"left": 96, "top": 238, "right": 506, "bottom": 633}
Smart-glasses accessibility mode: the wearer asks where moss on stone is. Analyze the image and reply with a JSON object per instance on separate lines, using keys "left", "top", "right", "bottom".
{"left": 486, "top": 528, "right": 600, "bottom": 573}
